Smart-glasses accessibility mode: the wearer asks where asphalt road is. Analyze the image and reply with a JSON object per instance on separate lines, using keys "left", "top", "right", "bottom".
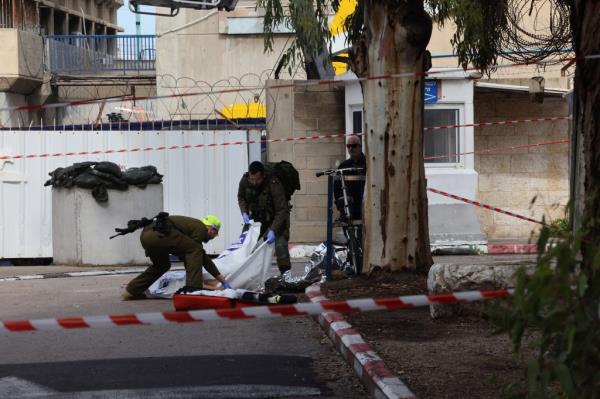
{"left": 0, "top": 266, "right": 367, "bottom": 398}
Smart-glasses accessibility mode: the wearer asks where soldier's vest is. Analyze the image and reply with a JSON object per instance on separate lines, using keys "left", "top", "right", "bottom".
{"left": 243, "top": 177, "right": 275, "bottom": 223}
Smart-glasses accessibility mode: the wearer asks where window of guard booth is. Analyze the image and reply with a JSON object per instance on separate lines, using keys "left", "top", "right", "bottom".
{"left": 424, "top": 107, "right": 462, "bottom": 166}
{"left": 352, "top": 109, "right": 363, "bottom": 134}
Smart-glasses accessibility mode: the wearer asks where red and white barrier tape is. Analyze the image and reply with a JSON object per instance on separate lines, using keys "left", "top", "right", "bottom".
{"left": 423, "top": 138, "right": 568, "bottom": 161}
{"left": 0, "top": 132, "right": 355, "bottom": 161}
{"left": 427, "top": 187, "right": 545, "bottom": 225}
{"left": 0, "top": 115, "right": 569, "bottom": 134}
{"left": 1, "top": 51, "right": 595, "bottom": 113}
{"left": 305, "top": 284, "right": 417, "bottom": 399}
{"left": 0, "top": 289, "right": 513, "bottom": 333}
{"left": 0, "top": 128, "right": 569, "bottom": 163}
{"left": 424, "top": 115, "right": 570, "bottom": 132}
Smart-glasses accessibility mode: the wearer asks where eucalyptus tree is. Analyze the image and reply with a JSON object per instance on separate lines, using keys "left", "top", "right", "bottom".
{"left": 258, "top": 0, "right": 599, "bottom": 272}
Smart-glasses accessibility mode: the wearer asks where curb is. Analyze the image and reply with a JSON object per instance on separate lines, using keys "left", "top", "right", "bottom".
{"left": 0, "top": 266, "right": 185, "bottom": 283}
{"left": 305, "top": 283, "right": 416, "bottom": 399}
{"left": 487, "top": 243, "right": 537, "bottom": 254}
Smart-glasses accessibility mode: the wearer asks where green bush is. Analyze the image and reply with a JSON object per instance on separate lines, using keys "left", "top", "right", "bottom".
{"left": 486, "top": 225, "right": 600, "bottom": 398}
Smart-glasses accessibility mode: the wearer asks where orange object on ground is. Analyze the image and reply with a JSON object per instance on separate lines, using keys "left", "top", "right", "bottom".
{"left": 173, "top": 294, "right": 258, "bottom": 311}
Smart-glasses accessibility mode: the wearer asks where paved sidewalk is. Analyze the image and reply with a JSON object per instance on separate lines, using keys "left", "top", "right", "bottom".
{"left": 0, "top": 264, "right": 153, "bottom": 280}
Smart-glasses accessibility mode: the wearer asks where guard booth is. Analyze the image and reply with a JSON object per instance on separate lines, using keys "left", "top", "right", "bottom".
{"left": 341, "top": 71, "right": 486, "bottom": 252}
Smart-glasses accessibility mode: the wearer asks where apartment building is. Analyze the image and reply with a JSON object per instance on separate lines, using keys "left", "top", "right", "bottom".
{"left": 0, "top": 0, "right": 123, "bottom": 126}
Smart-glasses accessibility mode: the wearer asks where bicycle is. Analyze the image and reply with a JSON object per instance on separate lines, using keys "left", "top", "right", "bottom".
{"left": 316, "top": 167, "right": 365, "bottom": 275}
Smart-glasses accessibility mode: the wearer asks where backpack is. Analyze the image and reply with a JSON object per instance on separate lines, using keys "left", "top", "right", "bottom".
{"left": 265, "top": 160, "right": 301, "bottom": 201}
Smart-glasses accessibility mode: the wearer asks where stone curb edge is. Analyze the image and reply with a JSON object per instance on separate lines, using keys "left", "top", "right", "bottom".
{"left": 0, "top": 266, "right": 185, "bottom": 283}
{"left": 486, "top": 243, "right": 537, "bottom": 254}
{"left": 305, "top": 283, "right": 416, "bottom": 399}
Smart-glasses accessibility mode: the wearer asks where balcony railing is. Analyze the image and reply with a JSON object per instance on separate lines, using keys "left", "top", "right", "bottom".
{"left": 44, "top": 35, "right": 156, "bottom": 74}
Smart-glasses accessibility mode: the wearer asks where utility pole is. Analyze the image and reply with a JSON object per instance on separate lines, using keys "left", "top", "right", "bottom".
{"left": 135, "top": 3, "right": 141, "bottom": 61}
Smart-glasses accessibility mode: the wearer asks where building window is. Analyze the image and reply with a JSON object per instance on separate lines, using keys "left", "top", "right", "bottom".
{"left": 352, "top": 110, "right": 363, "bottom": 134}
{"left": 424, "top": 108, "right": 460, "bottom": 164}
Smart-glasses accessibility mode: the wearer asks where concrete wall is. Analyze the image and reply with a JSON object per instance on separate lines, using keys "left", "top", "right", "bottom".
{"left": 0, "top": 81, "right": 157, "bottom": 127}
{"left": 52, "top": 185, "right": 163, "bottom": 266}
{"left": 426, "top": 5, "right": 573, "bottom": 89}
{"left": 38, "top": 0, "right": 122, "bottom": 34}
{"left": 266, "top": 80, "right": 345, "bottom": 243}
{"left": 0, "top": 29, "right": 43, "bottom": 93}
{"left": 474, "top": 91, "right": 569, "bottom": 240}
{"left": 155, "top": 1, "right": 298, "bottom": 120}
{"left": 0, "top": 92, "right": 29, "bottom": 127}
{"left": 53, "top": 83, "right": 157, "bottom": 125}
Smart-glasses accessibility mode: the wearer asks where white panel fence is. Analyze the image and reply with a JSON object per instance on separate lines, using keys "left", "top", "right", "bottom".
{"left": 0, "top": 129, "right": 262, "bottom": 259}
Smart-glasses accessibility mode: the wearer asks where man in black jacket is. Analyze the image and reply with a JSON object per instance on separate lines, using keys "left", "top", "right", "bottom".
{"left": 334, "top": 135, "right": 366, "bottom": 220}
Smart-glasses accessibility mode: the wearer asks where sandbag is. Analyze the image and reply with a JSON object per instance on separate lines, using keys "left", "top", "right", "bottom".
{"left": 122, "top": 166, "right": 161, "bottom": 186}
{"left": 73, "top": 171, "right": 100, "bottom": 189}
{"left": 45, "top": 161, "right": 162, "bottom": 203}
{"left": 94, "top": 161, "right": 122, "bottom": 177}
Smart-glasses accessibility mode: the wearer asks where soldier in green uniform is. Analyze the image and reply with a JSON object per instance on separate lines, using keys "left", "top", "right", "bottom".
{"left": 238, "top": 161, "right": 291, "bottom": 274}
{"left": 122, "top": 214, "right": 231, "bottom": 300}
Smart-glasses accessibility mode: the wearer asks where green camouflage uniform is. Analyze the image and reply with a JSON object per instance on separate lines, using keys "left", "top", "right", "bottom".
{"left": 126, "top": 215, "right": 221, "bottom": 295}
{"left": 238, "top": 173, "right": 291, "bottom": 273}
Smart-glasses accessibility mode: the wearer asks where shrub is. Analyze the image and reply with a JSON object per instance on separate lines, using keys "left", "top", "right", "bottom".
{"left": 486, "top": 225, "right": 600, "bottom": 398}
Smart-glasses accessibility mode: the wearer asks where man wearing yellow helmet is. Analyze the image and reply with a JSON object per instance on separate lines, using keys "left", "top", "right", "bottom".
{"left": 123, "top": 214, "right": 231, "bottom": 300}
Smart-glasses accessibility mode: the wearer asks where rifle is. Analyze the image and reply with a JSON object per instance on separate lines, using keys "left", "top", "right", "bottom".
{"left": 109, "top": 212, "right": 170, "bottom": 239}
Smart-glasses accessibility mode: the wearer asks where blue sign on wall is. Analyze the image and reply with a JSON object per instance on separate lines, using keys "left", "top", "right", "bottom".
{"left": 424, "top": 80, "right": 438, "bottom": 104}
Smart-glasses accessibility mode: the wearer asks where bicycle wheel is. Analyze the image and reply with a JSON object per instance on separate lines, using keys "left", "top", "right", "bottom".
{"left": 346, "top": 226, "right": 360, "bottom": 275}
{"left": 354, "top": 226, "right": 363, "bottom": 274}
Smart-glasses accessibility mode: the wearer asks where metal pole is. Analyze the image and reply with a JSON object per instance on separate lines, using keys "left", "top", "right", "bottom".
{"left": 135, "top": 4, "right": 141, "bottom": 61}
{"left": 325, "top": 175, "right": 334, "bottom": 280}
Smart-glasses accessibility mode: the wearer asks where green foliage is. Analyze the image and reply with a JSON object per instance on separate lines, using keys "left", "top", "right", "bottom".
{"left": 258, "top": 0, "right": 514, "bottom": 74}
{"left": 548, "top": 217, "right": 570, "bottom": 238}
{"left": 486, "top": 224, "right": 600, "bottom": 398}
{"left": 467, "top": 244, "right": 484, "bottom": 255}
{"left": 257, "top": 0, "right": 336, "bottom": 75}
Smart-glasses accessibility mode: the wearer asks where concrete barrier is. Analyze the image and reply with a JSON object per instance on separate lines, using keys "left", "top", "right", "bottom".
{"left": 52, "top": 185, "right": 163, "bottom": 266}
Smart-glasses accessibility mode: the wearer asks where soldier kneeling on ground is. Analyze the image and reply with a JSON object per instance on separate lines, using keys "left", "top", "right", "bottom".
{"left": 122, "top": 214, "right": 231, "bottom": 300}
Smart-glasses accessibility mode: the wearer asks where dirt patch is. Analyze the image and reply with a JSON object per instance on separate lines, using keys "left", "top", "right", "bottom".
{"left": 321, "top": 270, "right": 527, "bottom": 399}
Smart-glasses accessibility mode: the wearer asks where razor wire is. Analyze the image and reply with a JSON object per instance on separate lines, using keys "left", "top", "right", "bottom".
{"left": 1, "top": 54, "right": 590, "bottom": 128}
{"left": 500, "top": 0, "right": 572, "bottom": 64}
{"left": 44, "top": 71, "right": 284, "bottom": 128}
{"left": 0, "top": 66, "right": 309, "bottom": 129}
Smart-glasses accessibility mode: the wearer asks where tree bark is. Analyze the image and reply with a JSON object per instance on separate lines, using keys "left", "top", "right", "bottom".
{"left": 572, "top": 0, "right": 600, "bottom": 269}
{"left": 354, "top": 0, "right": 433, "bottom": 273}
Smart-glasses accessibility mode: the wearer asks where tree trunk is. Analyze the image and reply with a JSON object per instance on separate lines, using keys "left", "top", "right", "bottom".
{"left": 353, "top": 0, "right": 433, "bottom": 273}
{"left": 572, "top": 0, "right": 600, "bottom": 269}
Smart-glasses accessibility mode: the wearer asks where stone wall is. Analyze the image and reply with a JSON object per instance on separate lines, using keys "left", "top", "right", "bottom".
{"left": 266, "top": 80, "right": 346, "bottom": 243}
{"left": 474, "top": 91, "right": 570, "bottom": 240}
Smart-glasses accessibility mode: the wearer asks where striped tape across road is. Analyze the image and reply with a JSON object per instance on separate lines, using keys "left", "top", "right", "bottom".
{"left": 0, "top": 289, "right": 513, "bottom": 333}
{"left": 427, "top": 187, "right": 545, "bottom": 225}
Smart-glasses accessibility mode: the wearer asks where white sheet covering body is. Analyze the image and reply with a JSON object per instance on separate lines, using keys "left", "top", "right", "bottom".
{"left": 146, "top": 223, "right": 273, "bottom": 298}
